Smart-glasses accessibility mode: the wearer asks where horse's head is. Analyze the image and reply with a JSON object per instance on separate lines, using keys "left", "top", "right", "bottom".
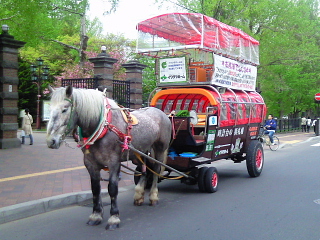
{"left": 46, "top": 85, "right": 77, "bottom": 149}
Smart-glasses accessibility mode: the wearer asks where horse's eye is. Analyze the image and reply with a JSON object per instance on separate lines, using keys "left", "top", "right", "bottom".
{"left": 62, "top": 108, "right": 68, "bottom": 113}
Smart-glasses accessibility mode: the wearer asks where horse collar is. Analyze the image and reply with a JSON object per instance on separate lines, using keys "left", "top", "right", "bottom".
{"left": 79, "top": 98, "right": 132, "bottom": 151}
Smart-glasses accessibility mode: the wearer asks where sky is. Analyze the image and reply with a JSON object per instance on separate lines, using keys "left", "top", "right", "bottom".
{"left": 87, "top": 0, "right": 184, "bottom": 39}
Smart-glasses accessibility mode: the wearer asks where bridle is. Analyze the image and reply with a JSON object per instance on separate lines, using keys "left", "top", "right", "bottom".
{"left": 61, "top": 97, "right": 76, "bottom": 140}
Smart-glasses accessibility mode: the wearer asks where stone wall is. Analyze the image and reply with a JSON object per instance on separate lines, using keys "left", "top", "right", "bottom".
{"left": 89, "top": 49, "right": 146, "bottom": 109}
{"left": 0, "top": 28, "right": 25, "bottom": 148}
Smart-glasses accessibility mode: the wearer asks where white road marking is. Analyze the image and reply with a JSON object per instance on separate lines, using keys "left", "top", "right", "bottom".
{"left": 313, "top": 199, "right": 320, "bottom": 205}
{"left": 311, "top": 143, "right": 320, "bottom": 147}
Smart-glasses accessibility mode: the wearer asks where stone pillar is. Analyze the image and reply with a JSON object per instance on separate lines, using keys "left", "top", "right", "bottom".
{"left": 0, "top": 26, "right": 26, "bottom": 149}
{"left": 89, "top": 48, "right": 118, "bottom": 97}
{"left": 122, "top": 60, "right": 146, "bottom": 109}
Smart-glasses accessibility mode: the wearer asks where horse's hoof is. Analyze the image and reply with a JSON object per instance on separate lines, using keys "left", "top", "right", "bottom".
{"left": 134, "top": 200, "right": 142, "bottom": 206}
{"left": 106, "top": 215, "right": 120, "bottom": 230}
{"left": 134, "top": 198, "right": 144, "bottom": 206}
{"left": 86, "top": 219, "right": 102, "bottom": 226}
{"left": 87, "top": 212, "right": 103, "bottom": 226}
{"left": 149, "top": 200, "right": 159, "bottom": 206}
{"left": 105, "top": 223, "right": 120, "bottom": 230}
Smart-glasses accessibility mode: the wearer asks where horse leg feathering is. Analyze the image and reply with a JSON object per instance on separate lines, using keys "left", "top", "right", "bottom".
{"left": 134, "top": 173, "right": 146, "bottom": 206}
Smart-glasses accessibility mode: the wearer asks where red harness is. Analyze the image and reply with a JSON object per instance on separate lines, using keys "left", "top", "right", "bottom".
{"left": 80, "top": 98, "right": 132, "bottom": 151}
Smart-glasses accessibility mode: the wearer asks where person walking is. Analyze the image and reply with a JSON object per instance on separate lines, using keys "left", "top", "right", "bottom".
{"left": 21, "top": 108, "right": 34, "bottom": 145}
{"left": 301, "top": 116, "right": 307, "bottom": 132}
{"left": 264, "top": 114, "right": 277, "bottom": 145}
{"left": 306, "top": 116, "right": 312, "bottom": 133}
{"left": 312, "top": 118, "right": 318, "bottom": 133}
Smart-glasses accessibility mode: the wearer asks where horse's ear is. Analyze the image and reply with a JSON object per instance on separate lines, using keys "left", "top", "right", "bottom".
{"left": 66, "top": 85, "right": 73, "bottom": 98}
{"left": 48, "top": 85, "right": 55, "bottom": 93}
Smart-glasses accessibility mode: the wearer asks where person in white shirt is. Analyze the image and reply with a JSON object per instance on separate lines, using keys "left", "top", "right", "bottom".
{"left": 306, "top": 117, "right": 312, "bottom": 133}
{"left": 21, "top": 108, "right": 33, "bottom": 145}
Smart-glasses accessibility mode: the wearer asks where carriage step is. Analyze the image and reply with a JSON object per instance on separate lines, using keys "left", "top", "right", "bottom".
{"left": 191, "top": 157, "right": 211, "bottom": 162}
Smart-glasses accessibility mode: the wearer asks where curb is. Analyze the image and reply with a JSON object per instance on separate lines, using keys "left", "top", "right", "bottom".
{"left": 0, "top": 185, "right": 134, "bottom": 224}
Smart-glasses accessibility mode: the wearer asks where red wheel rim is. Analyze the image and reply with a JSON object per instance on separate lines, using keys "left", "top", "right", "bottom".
{"left": 212, "top": 172, "right": 218, "bottom": 188}
{"left": 256, "top": 149, "right": 263, "bottom": 169}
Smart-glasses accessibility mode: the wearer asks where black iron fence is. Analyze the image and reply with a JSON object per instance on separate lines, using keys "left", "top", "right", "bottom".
{"left": 113, "top": 79, "right": 130, "bottom": 108}
{"left": 61, "top": 77, "right": 99, "bottom": 89}
{"left": 271, "top": 118, "right": 320, "bottom": 135}
{"left": 61, "top": 78, "right": 131, "bottom": 108}
{"left": 276, "top": 118, "right": 303, "bottom": 132}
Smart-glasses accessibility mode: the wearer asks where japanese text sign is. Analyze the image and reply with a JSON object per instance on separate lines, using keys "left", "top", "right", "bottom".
{"left": 212, "top": 54, "right": 257, "bottom": 91}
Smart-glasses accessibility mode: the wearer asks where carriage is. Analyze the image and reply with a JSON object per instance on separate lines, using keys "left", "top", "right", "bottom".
{"left": 133, "top": 12, "right": 266, "bottom": 193}
{"left": 46, "top": 13, "right": 266, "bottom": 230}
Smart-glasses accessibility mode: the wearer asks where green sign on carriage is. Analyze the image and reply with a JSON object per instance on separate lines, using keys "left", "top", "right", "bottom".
{"left": 159, "top": 57, "right": 187, "bottom": 84}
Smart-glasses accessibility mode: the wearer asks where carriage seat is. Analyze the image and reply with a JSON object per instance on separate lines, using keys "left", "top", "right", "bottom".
{"left": 195, "top": 114, "right": 206, "bottom": 126}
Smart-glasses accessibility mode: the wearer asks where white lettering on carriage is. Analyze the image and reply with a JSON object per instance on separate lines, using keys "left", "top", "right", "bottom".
{"left": 234, "top": 127, "right": 245, "bottom": 136}
{"left": 215, "top": 149, "right": 228, "bottom": 157}
{"left": 217, "top": 128, "right": 233, "bottom": 137}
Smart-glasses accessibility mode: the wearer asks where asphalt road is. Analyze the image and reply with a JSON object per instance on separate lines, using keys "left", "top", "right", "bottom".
{"left": 1, "top": 139, "right": 320, "bottom": 240}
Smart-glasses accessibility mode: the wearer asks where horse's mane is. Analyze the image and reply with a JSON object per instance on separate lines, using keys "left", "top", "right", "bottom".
{"left": 51, "top": 87, "right": 118, "bottom": 129}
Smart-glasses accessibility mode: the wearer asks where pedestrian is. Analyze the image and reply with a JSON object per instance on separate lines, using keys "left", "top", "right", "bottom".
{"left": 312, "top": 118, "right": 318, "bottom": 133}
{"left": 306, "top": 116, "right": 312, "bottom": 133}
{"left": 264, "top": 114, "right": 277, "bottom": 145}
{"left": 21, "top": 108, "right": 33, "bottom": 145}
{"left": 301, "top": 116, "right": 307, "bottom": 132}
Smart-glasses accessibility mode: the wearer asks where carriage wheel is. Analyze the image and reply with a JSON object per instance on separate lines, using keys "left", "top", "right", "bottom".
{"left": 246, "top": 140, "right": 264, "bottom": 177}
{"left": 204, "top": 167, "right": 218, "bottom": 193}
{"left": 197, "top": 167, "right": 208, "bottom": 192}
{"left": 134, "top": 165, "right": 153, "bottom": 189}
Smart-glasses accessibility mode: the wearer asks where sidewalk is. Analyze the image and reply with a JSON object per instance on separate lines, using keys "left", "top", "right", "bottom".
{"left": 0, "top": 130, "right": 319, "bottom": 223}
{"left": 277, "top": 131, "right": 318, "bottom": 147}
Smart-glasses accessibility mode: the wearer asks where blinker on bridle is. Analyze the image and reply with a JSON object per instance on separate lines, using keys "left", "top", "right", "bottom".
{"left": 62, "top": 97, "right": 75, "bottom": 139}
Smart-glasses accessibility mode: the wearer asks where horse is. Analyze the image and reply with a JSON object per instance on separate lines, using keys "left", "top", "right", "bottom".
{"left": 46, "top": 86, "right": 171, "bottom": 230}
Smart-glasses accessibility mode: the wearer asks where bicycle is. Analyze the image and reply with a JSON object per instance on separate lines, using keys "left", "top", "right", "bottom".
{"left": 258, "top": 132, "right": 280, "bottom": 151}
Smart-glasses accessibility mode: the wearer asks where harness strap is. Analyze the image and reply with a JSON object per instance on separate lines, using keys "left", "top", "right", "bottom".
{"left": 79, "top": 98, "right": 109, "bottom": 149}
{"left": 108, "top": 123, "right": 132, "bottom": 151}
{"left": 78, "top": 98, "right": 133, "bottom": 152}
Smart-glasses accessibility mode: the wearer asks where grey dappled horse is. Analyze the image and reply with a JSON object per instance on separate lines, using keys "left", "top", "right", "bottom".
{"left": 46, "top": 86, "right": 171, "bottom": 230}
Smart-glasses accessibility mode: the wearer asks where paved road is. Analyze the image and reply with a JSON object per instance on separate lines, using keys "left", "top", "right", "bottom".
{"left": 0, "top": 130, "right": 318, "bottom": 223}
{"left": 1, "top": 138, "right": 320, "bottom": 240}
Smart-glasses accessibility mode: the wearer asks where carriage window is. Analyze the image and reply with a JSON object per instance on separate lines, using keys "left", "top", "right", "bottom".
{"left": 191, "top": 99, "right": 198, "bottom": 111}
{"left": 237, "top": 104, "right": 243, "bottom": 119}
{"left": 164, "top": 100, "right": 174, "bottom": 113}
{"left": 184, "top": 99, "right": 191, "bottom": 110}
{"left": 156, "top": 99, "right": 163, "bottom": 110}
{"left": 175, "top": 99, "right": 183, "bottom": 111}
{"left": 198, "top": 99, "right": 205, "bottom": 113}
{"left": 256, "top": 104, "right": 264, "bottom": 120}
{"left": 221, "top": 103, "right": 227, "bottom": 120}
{"left": 245, "top": 103, "right": 250, "bottom": 118}
{"left": 250, "top": 104, "right": 257, "bottom": 119}
{"left": 228, "top": 103, "right": 236, "bottom": 120}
